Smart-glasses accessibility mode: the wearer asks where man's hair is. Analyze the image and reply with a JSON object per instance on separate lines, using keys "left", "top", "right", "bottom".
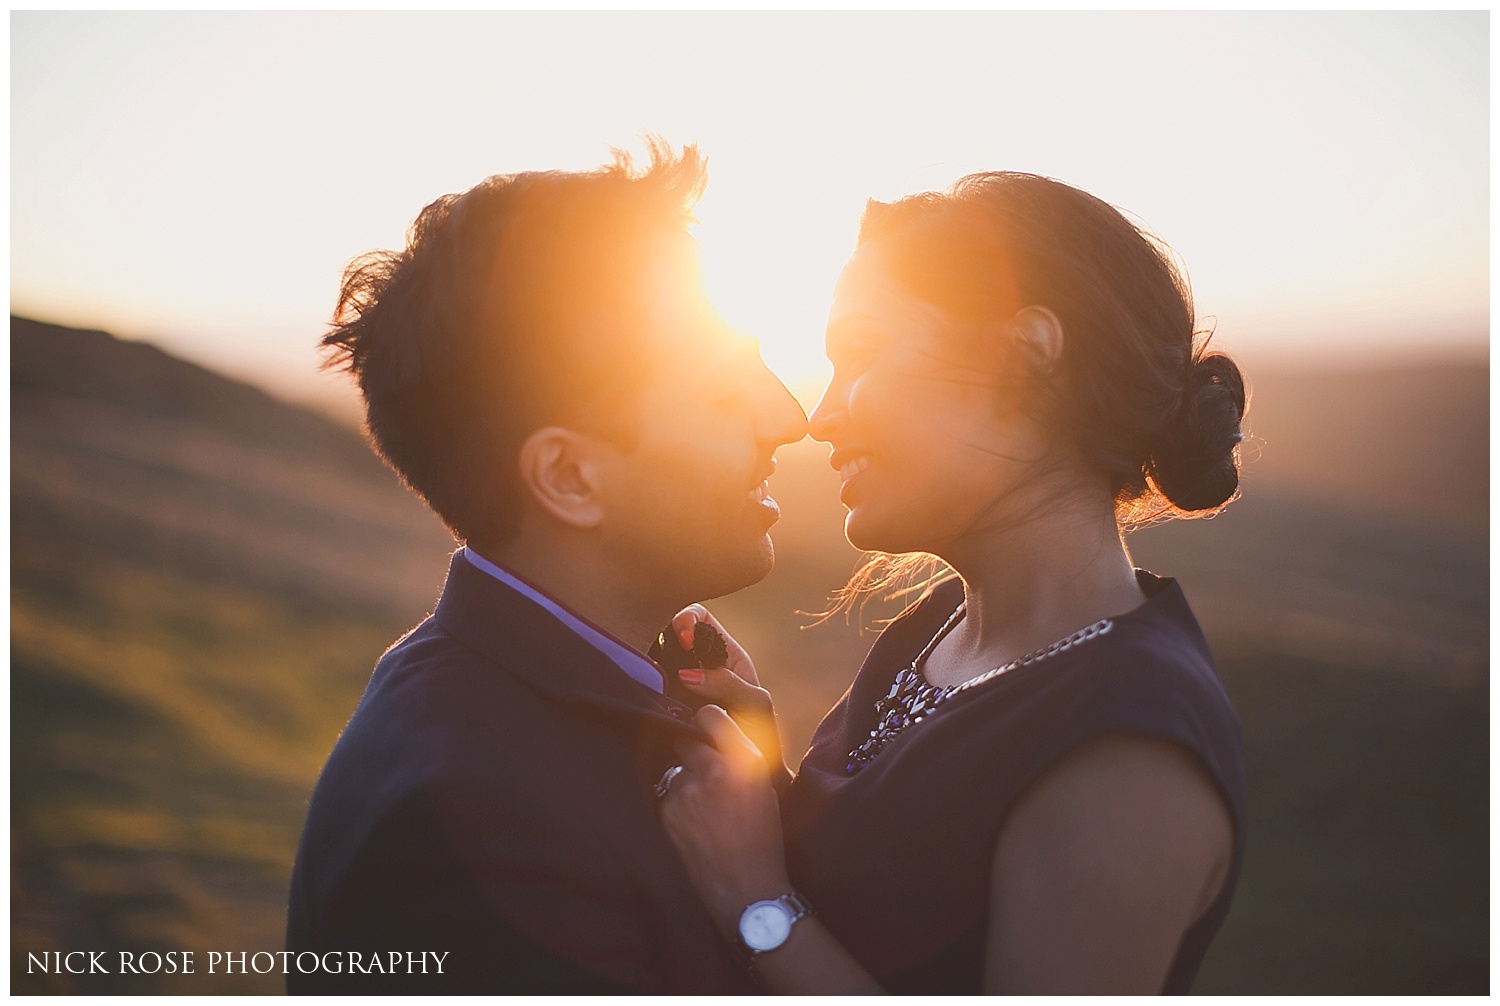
{"left": 321, "top": 139, "right": 707, "bottom": 546}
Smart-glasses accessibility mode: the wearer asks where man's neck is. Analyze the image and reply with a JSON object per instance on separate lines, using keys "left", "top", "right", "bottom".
{"left": 471, "top": 536, "right": 677, "bottom": 655}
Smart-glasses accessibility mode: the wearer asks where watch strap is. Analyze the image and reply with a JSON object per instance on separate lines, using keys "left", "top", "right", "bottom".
{"left": 777, "top": 891, "right": 812, "bottom": 925}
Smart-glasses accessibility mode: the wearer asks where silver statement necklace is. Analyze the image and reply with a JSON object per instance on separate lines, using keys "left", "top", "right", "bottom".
{"left": 844, "top": 604, "right": 1114, "bottom": 775}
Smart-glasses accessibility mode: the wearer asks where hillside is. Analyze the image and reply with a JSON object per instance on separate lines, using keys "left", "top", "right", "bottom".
{"left": 11, "top": 317, "right": 455, "bottom": 993}
{"left": 10, "top": 316, "right": 1488, "bottom": 993}
{"left": 1239, "top": 358, "right": 1488, "bottom": 530}
{"left": 12, "top": 316, "right": 454, "bottom": 618}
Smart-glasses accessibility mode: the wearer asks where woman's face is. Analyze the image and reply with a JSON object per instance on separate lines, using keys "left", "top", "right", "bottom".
{"left": 809, "top": 244, "right": 1051, "bottom": 555}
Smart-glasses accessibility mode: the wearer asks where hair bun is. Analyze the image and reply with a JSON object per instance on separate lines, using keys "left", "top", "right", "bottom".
{"left": 1148, "top": 353, "right": 1247, "bottom": 512}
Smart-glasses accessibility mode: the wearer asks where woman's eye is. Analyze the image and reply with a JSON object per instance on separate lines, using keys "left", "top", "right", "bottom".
{"left": 835, "top": 343, "right": 877, "bottom": 372}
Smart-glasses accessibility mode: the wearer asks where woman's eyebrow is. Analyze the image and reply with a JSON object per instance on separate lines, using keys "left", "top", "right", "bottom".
{"left": 824, "top": 317, "right": 883, "bottom": 355}
{"left": 823, "top": 318, "right": 858, "bottom": 351}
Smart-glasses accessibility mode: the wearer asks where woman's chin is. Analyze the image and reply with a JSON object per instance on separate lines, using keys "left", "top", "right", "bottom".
{"left": 843, "top": 510, "right": 913, "bottom": 555}
{"left": 842, "top": 511, "right": 876, "bottom": 552}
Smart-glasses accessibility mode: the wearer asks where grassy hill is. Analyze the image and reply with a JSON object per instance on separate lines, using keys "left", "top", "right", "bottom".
{"left": 11, "top": 317, "right": 455, "bottom": 993}
{"left": 10, "top": 316, "right": 1487, "bottom": 992}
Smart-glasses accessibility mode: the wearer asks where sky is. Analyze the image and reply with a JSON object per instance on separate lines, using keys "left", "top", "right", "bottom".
{"left": 11, "top": 12, "right": 1490, "bottom": 414}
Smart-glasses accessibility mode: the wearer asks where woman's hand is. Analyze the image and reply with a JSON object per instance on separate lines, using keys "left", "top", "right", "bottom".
{"left": 668, "top": 606, "right": 788, "bottom": 786}
{"left": 659, "top": 707, "right": 888, "bottom": 995}
{"left": 670, "top": 604, "right": 760, "bottom": 684}
{"left": 658, "top": 705, "right": 793, "bottom": 933}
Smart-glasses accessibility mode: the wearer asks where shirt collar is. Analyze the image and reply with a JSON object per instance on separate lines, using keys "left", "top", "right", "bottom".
{"left": 461, "top": 546, "right": 665, "bottom": 694}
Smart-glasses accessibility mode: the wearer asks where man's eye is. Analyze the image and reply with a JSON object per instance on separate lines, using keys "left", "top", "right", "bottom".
{"left": 710, "top": 384, "right": 748, "bottom": 412}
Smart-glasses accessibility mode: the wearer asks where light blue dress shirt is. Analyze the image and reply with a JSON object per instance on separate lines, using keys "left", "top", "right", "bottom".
{"left": 462, "top": 546, "right": 666, "bottom": 694}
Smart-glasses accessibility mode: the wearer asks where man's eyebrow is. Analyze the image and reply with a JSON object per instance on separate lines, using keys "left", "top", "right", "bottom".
{"left": 677, "top": 334, "right": 755, "bottom": 392}
{"left": 710, "top": 335, "right": 762, "bottom": 375}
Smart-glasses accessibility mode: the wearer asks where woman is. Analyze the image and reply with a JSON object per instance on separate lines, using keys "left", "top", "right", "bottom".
{"left": 656, "top": 172, "right": 1248, "bottom": 994}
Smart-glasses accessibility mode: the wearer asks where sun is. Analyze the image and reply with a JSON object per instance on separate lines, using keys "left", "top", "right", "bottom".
{"left": 693, "top": 192, "right": 847, "bottom": 412}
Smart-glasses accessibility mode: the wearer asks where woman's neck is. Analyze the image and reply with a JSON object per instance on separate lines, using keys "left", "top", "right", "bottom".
{"left": 922, "top": 494, "right": 1147, "bottom": 689}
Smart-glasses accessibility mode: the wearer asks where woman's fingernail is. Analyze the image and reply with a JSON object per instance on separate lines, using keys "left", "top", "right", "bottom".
{"left": 680, "top": 628, "right": 695, "bottom": 649}
{"left": 678, "top": 669, "right": 705, "bottom": 686}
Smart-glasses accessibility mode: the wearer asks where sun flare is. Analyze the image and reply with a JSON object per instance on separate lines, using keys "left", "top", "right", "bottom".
{"left": 694, "top": 198, "right": 847, "bottom": 411}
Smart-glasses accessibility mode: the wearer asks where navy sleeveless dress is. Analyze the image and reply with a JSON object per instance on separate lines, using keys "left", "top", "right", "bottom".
{"left": 781, "top": 571, "right": 1246, "bottom": 994}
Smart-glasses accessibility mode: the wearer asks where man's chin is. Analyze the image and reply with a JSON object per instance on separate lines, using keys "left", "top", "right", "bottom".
{"left": 689, "top": 534, "right": 775, "bottom": 602}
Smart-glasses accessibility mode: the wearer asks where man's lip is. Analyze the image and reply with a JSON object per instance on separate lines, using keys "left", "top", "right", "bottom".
{"left": 747, "top": 458, "right": 777, "bottom": 494}
{"left": 749, "top": 482, "right": 780, "bottom": 524}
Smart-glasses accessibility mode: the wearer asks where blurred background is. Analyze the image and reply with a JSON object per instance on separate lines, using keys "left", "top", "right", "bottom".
{"left": 10, "top": 12, "right": 1488, "bottom": 994}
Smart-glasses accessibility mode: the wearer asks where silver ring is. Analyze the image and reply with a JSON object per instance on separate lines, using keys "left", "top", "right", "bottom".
{"left": 654, "top": 764, "right": 686, "bottom": 800}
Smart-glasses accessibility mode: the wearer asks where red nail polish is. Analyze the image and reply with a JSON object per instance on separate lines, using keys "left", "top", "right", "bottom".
{"left": 678, "top": 668, "right": 705, "bottom": 686}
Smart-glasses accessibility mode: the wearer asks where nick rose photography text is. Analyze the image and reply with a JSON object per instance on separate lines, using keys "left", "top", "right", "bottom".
{"left": 25, "top": 950, "right": 450, "bottom": 976}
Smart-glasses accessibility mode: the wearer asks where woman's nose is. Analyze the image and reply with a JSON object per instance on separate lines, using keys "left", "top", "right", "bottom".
{"left": 807, "top": 378, "right": 845, "bottom": 445}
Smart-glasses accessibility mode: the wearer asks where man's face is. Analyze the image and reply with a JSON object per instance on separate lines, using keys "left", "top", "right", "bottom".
{"left": 591, "top": 238, "right": 808, "bottom": 604}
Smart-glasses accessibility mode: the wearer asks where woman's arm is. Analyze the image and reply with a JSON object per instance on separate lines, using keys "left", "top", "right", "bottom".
{"left": 661, "top": 712, "right": 1232, "bottom": 995}
{"left": 660, "top": 706, "right": 885, "bottom": 994}
{"left": 983, "top": 732, "right": 1235, "bottom": 993}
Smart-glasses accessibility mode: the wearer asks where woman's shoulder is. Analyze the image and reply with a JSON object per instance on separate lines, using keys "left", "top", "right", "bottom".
{"left": 923, "top": 570, "right": 1242, "bottom": 803}
{"left": 1053, "top": 571, "right": 1246, "bottom": 805}
{"left": 1084, "top": 571, "right": 1235, "bottom": 710}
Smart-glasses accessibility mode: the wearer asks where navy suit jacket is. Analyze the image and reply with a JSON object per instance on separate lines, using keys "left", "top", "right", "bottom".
{"left": 286, "top": 552, "right": 756, "bottom": 993}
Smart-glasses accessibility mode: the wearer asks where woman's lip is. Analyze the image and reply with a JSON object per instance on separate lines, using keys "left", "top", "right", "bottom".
{"left": 829, "top": 445, "right": 870, "bottom": 474}
{"left": 837, "top": 460, "right": 868, "bottom": 505}
{"left": 837, "top": 455, "right": 870, "bottom": 483}
{"left": 840, "top": 458, "right": 876, "bottom": 485}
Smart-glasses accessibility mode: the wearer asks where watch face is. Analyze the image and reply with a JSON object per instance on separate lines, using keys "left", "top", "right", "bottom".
{"left": 740, "top": 902, "right": 793, "bottom": 952}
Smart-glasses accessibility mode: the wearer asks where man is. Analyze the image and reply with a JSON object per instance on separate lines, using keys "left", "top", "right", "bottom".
{"left": 286, "top": 141, "right": 807, "bottom": 993}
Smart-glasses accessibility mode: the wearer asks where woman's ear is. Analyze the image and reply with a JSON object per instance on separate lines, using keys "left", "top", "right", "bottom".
{"left": 516, "top": 427, "right": 608, "bottom": 529}
{"left": 1012, "top": 306, "right": 1065, "bottom": 371}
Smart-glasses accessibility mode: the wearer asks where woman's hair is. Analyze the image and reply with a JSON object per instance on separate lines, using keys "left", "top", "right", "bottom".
{"left": 825, "top": 172, "right": 1248, "bottom": 621}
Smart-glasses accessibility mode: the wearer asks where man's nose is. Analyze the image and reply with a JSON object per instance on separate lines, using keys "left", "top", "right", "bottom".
{"left": 755, "top": 364, "right": 809, "bottom": 448}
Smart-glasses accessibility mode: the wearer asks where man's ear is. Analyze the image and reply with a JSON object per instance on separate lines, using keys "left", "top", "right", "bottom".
{"left": 1011, "top": 306, "right": 1064, "bottom": 371}
{"left": 516, "top": 426, "right": 609, "bottom": 529}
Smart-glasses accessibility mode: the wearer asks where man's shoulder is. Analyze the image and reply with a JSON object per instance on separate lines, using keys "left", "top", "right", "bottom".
{"left": 340, "top": 614, "right": 555, "bottom": 763}
{"left": 295, "top": 607, "right": 669, "bottom": 907}
{"left": 295, "top": 611, "right": 619, "bottom": 881}
{"left": 322, "top": 608, "right": 661, "bottom": 805}
{"left": 375, "top": 611, "right": 488, "bottom": 676}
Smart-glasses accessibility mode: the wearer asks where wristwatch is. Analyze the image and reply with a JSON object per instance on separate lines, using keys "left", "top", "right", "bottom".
{"left": 737, "top": 892, "right": 813, "bottom": 957}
